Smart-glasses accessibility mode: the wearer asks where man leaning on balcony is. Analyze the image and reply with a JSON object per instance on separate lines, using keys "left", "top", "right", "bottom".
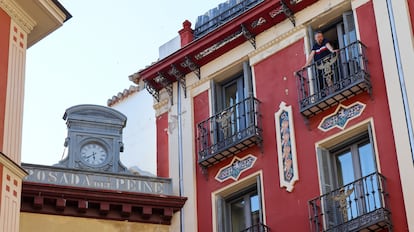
{"left": 303, "top": 31, "right": 338, "bottom": 93}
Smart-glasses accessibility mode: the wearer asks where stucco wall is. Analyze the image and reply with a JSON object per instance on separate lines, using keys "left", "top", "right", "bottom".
{"left": 20, "top": 213, "right": 169, "bottom": 232}
{"left": 110, "top": 91, "right": 156, "bottom": 175}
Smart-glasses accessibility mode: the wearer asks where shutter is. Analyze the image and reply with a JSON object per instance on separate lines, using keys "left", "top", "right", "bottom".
{"left": 256, "top": 175, "right": 264, "bottom": 225}
{"left": 211, "top": 80, "right": 223, "bottom": 113}
{"left": 317, "top": 147, "right": 334, "bottom": 194}
{"left": 216, "top": 195, "right": 226, "bottom": 232}
{"left": 242, "top": 61, "right": 253, "bottom": 128}
{"left": 317, "top": 147, "right": 337, "bottom": 228}
{"left": 342, "top": 11, "right": 357, "bottom": 46}
{"left": 367, "top": 123, "right": 378, "bottom": 171}
{"left": 343, "top": 11, "right": 359, "bottom": 74}
{"left": 211, "top": 80, "right": 223, "bottom": 144}
{"left": 243, "top": 61, "right": 253, "bottom": 98}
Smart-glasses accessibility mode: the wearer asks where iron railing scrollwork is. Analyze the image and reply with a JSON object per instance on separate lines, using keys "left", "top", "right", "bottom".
{"left": 295, "top": 41, "right": 371, "bottom": 117}
{"left": 308, "top": 172, "right": 392, "bottom": 232}
{"left": 197, "top": 96, "right": 262, "bottom": 167}
{"left": 240, "top": 223, "right": 270, "bottom": 232}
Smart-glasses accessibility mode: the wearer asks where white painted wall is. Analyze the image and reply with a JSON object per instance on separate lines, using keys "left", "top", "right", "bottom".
{"left": 110, "top": 91, "right": 156, "bottom": 175}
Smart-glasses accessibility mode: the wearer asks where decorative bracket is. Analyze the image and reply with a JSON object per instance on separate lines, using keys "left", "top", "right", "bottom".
{"left": 281, "top": 0, "right": 295, "bottom": 26}
{"left": 143, "top": 79, "right": 160, "bottom": 102}
{"left": 168, "top": 64, "right": 187, "bottom": 98}
{"left": 181, "top": 56, "right": 200, "bottom": 79}
{"left": 269, "top": 0, "right": 296, "bottom": 27}
{"left": 241, "top": 24, "right": 256, "bottom": 49}
{"left": 154, "top": 72, "right": 173, "bottom": 105}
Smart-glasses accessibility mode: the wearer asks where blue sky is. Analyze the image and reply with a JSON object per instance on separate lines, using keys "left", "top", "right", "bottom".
{"left": 22, "top": 0, "right": 224, "bottom": 167}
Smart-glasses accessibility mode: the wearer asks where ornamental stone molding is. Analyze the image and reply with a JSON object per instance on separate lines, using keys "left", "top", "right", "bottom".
{"left": 0, "top": 0, "right": 36, "bottom": 33}
{"left": 154, "top": 98, "right": 170, "bottom": 117}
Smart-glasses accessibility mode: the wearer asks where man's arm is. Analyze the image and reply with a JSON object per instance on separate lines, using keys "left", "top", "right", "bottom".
{"left": 326, "top": 42, "right": 338, "bottom": 53}
{"left": 303, "top": 50, "right": 315, "bottom": 68}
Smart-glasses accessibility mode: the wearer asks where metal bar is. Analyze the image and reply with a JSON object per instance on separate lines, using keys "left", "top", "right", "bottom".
{"left": 196, "top": 97, "right": 262, "bottom": 165}
{"left": 308, "top": 172, "right": 391, "bottom": 231}
{"left": 295, "top": 41, "right": 370, "bottom": 116}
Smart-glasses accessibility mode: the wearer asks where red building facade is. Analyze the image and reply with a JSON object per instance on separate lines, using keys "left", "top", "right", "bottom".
{"left": 131, "top": 0, "right": 411, "bottom": 231}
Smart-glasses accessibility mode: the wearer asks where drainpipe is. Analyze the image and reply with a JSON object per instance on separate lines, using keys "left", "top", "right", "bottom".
{"left": 386, "top": 0, "right": 414, "bottom": 161}
{"left": 177, "top": 81, "right": 185, "bottom": 232}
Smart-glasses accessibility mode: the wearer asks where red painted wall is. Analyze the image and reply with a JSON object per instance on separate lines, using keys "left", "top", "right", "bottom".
{"left": 193, "top": 1, "right": 408, "bottom": 231}
{"left": 408, "top": 0, "right": 414, "bottom": 33}
{"left": 0, "top": 8, "right": 10, "bottom": 151}
{"left": 156, "top": 112, "right": 169, "bottom": 178}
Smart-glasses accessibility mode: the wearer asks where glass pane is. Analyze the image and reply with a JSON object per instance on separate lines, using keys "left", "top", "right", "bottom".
{"left": 231, "top": 199, "right": 246, "bottom": 232}
{"left": 336, "top": 150, "right": 355, "bottom": 186}
{"left": 358, "top": 142, "right": 380, "bottom": 213}
{"left": 358, "top": 143, "right": 375, "bottom": 176}
{"left": 224, "top": 82, "right": 239, "bottom": 108}
{"left": 336, "top": 150, "right": 357, "bottom": 221}
{"left": 250, "top": 194, "right": 260, "bottom": 226}
{"left": 223, "top": 81, "right": 241, "bottom": 137}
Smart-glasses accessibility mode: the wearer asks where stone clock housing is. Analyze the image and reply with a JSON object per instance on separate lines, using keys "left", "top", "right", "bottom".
{"left": 56, "top": 104, "right": 128, "bottom": 173}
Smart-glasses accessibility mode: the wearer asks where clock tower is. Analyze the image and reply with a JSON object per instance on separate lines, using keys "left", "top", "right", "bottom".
{"left": 56, "top": 104, "right": 128, "bottom": 173}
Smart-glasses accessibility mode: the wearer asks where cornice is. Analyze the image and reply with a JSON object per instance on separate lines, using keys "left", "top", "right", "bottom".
{"left": 154, "top": 98, "right": 170, "bottom": 117}
{"left": 38, "top": 0, "right": 66, "bottom": 23}
{"left": 0, "top": 0, "right": 37, "bottom": 34}
{"left": 0, "top": 152, "right": 28, "bottom": 178}
{"left": 186, "top": 24, "right": 306, "bottom": 93}
{"left": 248, "top": 24, "right": 306, "bottom": 65}
{"left": 21, "top": 181, "right": 187, "bottom": 225}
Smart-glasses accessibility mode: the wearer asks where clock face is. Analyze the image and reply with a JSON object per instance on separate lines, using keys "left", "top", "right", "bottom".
{"left": 80, "top": 143, "right": 108, "bottom": 166}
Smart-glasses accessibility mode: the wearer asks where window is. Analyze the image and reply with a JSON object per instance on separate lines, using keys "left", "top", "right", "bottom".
{"left": 228, "top": 188, "right": 260, "bottom": 231}
{"left": 307, "top": 11, "right": 359, "bottom": 92}
{"left": 197, "top": 61, "right": 262, "bottom": 167}
{"left": 211, "top": 61, "right": 253, "bottom": 113}
{"left": 297, "top": 10, "right": 370, "bottom": 118}
{"left": 209, "top": 60, "right": 256, "bottom": 147}
{"left": 316, "top": 123, "right": 383, "bottom": 226}
{"left": 216, "top": 175, "right": 264, "bottom": 232}
{"left": 318, "top": 130, "right": 377, "bottom": 193}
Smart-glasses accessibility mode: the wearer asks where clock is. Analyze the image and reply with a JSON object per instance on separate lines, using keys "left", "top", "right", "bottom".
{"left": 58, "top": 104, "right": 128, "bottom": 173}
{"left": 80, "top": 143, "right": 108, "bottom": 166}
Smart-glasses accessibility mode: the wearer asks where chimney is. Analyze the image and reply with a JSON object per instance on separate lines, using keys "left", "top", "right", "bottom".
{"left": 178, "top": 20, "right": 193, "bottom": 47}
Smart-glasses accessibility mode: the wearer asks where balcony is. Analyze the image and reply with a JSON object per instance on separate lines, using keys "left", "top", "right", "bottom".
{"left": 240, "top": 223, "right": 270, "bottom": 232}
{"left": 308, "top": 172, "right": 392, "bottom": 232}
{"left": 197, "top": 96, "right": 262, "bottom": 168}
{"left": 295, "top": 41, "right": 371, "bottom": 118}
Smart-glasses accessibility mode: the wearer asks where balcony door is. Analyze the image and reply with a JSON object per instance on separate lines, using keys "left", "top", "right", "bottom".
{"left": 216, "top": 179, "right": 264, "bottom": 232}
{"left": 309, "top": 11, "right": 358, "bottom": 92}
{"left": 220, "top": 76, "right": 245, "bottom": 140}
{"left": 317, "top": 126, "right": 380, "bottom": 226}
{"left": 228, "top": 189, "right": 260, "bottom": 232}
{"left": 337, "top": 11, "right": 359, "bottom": 77}
{"left": 212, "top": 61, "right": 253, "bottom": 143}
{"left": 333, "top": 135, "right": 378, "bottom": 221}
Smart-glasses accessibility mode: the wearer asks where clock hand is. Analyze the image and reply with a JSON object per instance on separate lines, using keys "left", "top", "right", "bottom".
{"left": 85, "top": 154, "right": 94, "bottom": 159}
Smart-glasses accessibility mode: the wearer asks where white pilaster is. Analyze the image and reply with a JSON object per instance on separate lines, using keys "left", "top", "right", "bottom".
{"left": 2, "top": 20, "right": 27, "bottom": 164}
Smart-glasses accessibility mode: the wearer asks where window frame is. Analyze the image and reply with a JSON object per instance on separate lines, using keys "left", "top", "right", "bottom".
{"left": 213, "top": 172, "right": 264, "bottom": 232}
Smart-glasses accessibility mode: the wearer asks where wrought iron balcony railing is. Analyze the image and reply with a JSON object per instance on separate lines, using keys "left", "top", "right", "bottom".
{"left": 197, "top": 96, "right": 262, "bottom": 168}
{"left": 295, "top": 41, "right": 371, "bottom": 118}
{"left": 308, "top": 172, "right": 392, "bottom": 232}
{"left": 240, "top": 223, "right": 270, "bottom": 232}
{"left": 194, "top": 0, "right": 264, "bottom": 38}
